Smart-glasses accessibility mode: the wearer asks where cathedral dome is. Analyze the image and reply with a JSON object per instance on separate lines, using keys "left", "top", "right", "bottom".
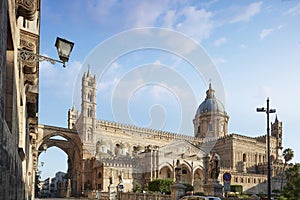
{"left": 195, "top": 83, "right": 225, "bottom": 116}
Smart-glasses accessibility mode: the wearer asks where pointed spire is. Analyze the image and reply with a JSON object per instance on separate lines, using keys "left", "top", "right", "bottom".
{"left": 275, "top": 114, "right": 279, "bottom": 123}
{"left": 87, "top": 64, "right": 91, "bottom": 77}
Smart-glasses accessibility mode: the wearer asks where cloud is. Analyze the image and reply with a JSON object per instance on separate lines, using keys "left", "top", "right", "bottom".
{"left": 40, "top": 59, "right": 82, "bottom": 89}
{"left": 175, "top": 7, "right": 214, "bottom": 41}
{"left": 230, "top": 2, "right": 263, "bottom": 23}
{"left": 213, "top": 57, "right": 227, "bottom": 65}
{"left": 260, "top": 85, "right": 273, "bottom": 97}
{"left": 239, "top": 44, "right": 248, "bottom": 49}
{"left": 213, "top": 37, "right": 227, "bottom": 46}
{"left": 86, "top": 0, "right": 169, "bottom": 29}
{"left": 260, "top": 28, "right": 274, "bottom": 40}
{"left": 286, "top": 3, "right": 300, "bottom": 16}
{"left": 162, "top": 10, "right": 177, "bottom": 28}
{"left": 259, "top": 25, "right": 282, "bottom": 40}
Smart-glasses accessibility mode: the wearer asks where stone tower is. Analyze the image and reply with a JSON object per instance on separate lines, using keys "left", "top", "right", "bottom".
{"left": 271, "top": 115, "right": 283, "bottom": 161}
{"left": 81, "top": 67, "right": 97, "bottom": 143}
{"left": 68, "top": 106, "right": 79, "bottom": 129}
{"left": 193, "top": 83, "right": 229, "bottom": 139}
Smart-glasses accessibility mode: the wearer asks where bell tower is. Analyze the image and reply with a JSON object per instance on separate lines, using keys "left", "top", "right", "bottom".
{"left": 271, "top": 115, "right": 283, "bottom": 161}
{"left": 81, "top": 66, "right": 97, "bottom": 143}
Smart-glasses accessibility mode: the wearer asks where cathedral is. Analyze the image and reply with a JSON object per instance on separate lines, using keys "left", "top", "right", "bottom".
{"left": 68, "top": 68, "right": 285, "bottom": 195}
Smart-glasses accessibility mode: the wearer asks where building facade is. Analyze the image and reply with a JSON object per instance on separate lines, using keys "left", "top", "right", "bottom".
{"left": 65, "top": 69, "right": 285, "bottom": 196}
{"left": 0, "top": 0, "right": 41, "bottom": 199}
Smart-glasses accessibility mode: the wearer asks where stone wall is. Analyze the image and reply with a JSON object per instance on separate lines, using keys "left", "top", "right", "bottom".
{"left": 0, "top": 1, "right": 25, "bottom": 199}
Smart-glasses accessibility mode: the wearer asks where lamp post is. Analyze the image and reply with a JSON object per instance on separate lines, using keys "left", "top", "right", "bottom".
{"left": 18, "top": 37, "right": 74, "bottom": 67}
{"left": 257, "top": 98, "right": 276, "bottom": 200}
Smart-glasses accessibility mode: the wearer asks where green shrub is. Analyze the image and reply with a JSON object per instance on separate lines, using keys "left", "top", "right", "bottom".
{"left": 231, "top": 185, "right": 243, "bottom": 194}
{"left": 147, "top": 179, "right": 174, "bottom": 194}
{"left": 183, "top": 183, "right": 194, "bottom": 192}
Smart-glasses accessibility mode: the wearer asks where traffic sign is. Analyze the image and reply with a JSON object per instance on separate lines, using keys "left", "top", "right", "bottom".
{"left": 223, "top": 172, "right": 231, "bottom": 182}
{"left": 224, "top": 181, "right": 231, "bottom": 192}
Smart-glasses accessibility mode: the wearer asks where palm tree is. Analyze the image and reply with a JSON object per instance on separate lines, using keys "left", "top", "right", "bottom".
{"left": 283, "top": 148, "right": 294, "bottom": 164}
{"left": 281, "top": 148, "right": 294, "bottom": 189}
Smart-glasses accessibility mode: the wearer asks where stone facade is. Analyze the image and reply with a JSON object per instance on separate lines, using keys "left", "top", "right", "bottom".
{"left": 53, "top": 69, "right": 285, "bottom": 196}
{"left": 0, "top": 0, "right": 40, "bottom": 199}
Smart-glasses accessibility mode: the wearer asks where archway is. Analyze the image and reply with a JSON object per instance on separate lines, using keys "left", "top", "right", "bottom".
{"left": 37, "top": 145, "right": 68, "bottom": 198}
{"left": 193, "top": 168, "right": 204, "bottom": 193}
{"left": 159, "top": 165, "right": 173, "bottom": 179}
{"left": 37, "top": 125, "right": 82, "bottom": 197}
{"left": 181, "top": 164, "right": 192, "bottom": 184}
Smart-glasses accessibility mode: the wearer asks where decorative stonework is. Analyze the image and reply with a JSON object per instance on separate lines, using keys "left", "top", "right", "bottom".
{"left": 16, "top": 0, "right": 37, "bottom": 21}
{"left": 20, "top": 30, "right": 39, "bottom": 75}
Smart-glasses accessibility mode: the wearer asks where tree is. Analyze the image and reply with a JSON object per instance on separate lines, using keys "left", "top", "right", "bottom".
{"left": 281, "top": 148, "right": 294, "bottom": 189}
{"left": 147, "top": 179, "right": 174, "bottom": 194}
{"left": 283, "top": 148, "right": 294, "bottom": 164}
{"left": 280, "top": 163, "right": 300, "bottom": 200}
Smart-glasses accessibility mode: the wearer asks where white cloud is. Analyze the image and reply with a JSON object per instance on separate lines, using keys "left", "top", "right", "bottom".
{"left": 239, "top": 44, "right": 248, "bottom": 49}
{"left": 286, "top": 3, "right": 300, "bottom": 16}
{"left": 98, "top": 77, "right": 120, "bottom": 91}
{"left": 162, "top": 10, "right": 177, "bottom": 28}
{"left": 153, "top": 60, "right": 161, "bottom": 65}
{"left": 260, "top": 28, "right": 274, "bottom": 40}
{"left": 40, "top": 60, "right": 82, "bottom": 90}
{"left": 230, "top": 2, "right": 263, "bottom": 23}
{"left": 213, "top": 57, "right": 227, "bottom": 65}
{"left": 277, "top": 24, "right": 284, "bottom": 30}
{"left": 260, "top": 85, "right": 273, "bottom": 97}
{"left": 175, "top": 7, "right": 214, "bottom": 41}
{"left": 214, "top": 37, "right": 227, "bottom": 46}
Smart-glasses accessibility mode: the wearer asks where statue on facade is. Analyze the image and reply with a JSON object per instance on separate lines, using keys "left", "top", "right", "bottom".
{"left": 118, "top": 171, "right": 123, "bottom": 183}
{"left": 175, "top": 159, "right": 182, "bottom": 183}
{"left": 208, "top": 152, "right": 220, "bottom": 180}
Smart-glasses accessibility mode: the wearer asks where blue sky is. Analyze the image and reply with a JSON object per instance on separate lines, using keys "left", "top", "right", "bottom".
{"left": 38, "top": 0, "right": 300, "bottom": 180}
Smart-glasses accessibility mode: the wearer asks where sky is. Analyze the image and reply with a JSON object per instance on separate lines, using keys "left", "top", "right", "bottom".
{"left": 38, "top": 0, "right": 300, "bottom": 180}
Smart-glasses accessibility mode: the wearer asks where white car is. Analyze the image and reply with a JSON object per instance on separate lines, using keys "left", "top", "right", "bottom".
{"left": 180, "top": 196, "right": 221, "bottom": 200}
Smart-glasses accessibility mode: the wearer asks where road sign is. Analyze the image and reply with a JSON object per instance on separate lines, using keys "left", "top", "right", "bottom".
{"left": 223, "top": 172, "right": 231, "bottom": 182}
{"left": 224, "top": 181, "right": 231, "bottom": 192}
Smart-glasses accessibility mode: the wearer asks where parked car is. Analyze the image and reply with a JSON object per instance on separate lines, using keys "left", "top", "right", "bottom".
{"left": 180, "top": 196, "right": 221, "bottom": 200}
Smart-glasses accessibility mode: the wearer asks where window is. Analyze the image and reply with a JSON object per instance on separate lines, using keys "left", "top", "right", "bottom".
{"left": 98, "top": 172, "right": 102, "bottom": 179}
{"left": 101, "top": 146, "right": 107, "bottom": 153}
{"left": 197, "top": 126, "right": 200, "bottom": 133}
{"left": 243, "top": 153, "right": 247, "bottom": 162}
{"left": 167, "top": 170, "right": 171, "bottom": 178}
{"left": 182, "top": 169, "right": 187, "bottom": 174}
{"left": 208, "top": 124, "right": 213, "bottom": 131}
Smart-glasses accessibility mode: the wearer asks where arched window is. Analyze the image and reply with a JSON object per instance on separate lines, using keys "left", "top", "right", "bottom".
{"left": 98, "top": 172, "right": 102, "bottom": 179}
{"left": 243, "top": 153, "right": 247, "bottom": 162}
{"left": 197, "top": 126, "right": 200, "bottom": 133}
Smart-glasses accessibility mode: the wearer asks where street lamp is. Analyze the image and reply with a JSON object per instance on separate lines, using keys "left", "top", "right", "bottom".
{"left": 257, "top": 98, "right": 276, "bottom": 200}
{"left": 18, "top": 37, "right": 74, "bottom": 67}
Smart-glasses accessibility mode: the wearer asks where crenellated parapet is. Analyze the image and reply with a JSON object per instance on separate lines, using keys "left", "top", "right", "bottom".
{"left": 98, "top": 157, "right": 141, "bottom": 169}
{"left": 96, "top": 119, "right": 201, "bottom": 142}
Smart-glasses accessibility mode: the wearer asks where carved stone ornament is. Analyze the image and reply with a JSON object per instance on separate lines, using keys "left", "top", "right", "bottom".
{"left": 20, "top": 38, "right": 35, "bottom": 51}
{"left": 19, "top": 32, "right": 39, "bottom": 74}
{"left": 16, "top": 0, "right": 37, "bottom": 21}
